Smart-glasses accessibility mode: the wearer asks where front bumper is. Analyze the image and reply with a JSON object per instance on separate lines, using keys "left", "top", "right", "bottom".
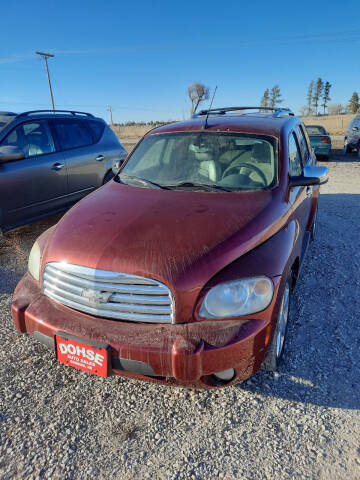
{"left": 313, "top": 144, "right": 331, "bottom": 155}
{"left": 11, "top": 273, "right": 280, "bottom": 388}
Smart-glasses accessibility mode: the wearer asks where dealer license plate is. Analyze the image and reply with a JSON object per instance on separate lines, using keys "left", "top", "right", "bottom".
{"left": 55, "top": 332, "right": 110, "bottom": 377}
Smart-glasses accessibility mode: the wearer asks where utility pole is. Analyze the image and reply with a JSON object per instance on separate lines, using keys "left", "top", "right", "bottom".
{"left": 35, "top": 51, "right": 55, "bottom": 111}
{"left": 107, "top": 106, "right": 114, "bottom": 125}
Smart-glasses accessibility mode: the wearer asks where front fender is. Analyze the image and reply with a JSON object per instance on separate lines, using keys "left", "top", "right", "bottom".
{"left": 194, "top": 221, "right": 299, "bottom": 318}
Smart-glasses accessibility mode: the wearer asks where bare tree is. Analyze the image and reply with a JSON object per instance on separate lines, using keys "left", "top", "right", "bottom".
{"left": 260, "top": 88, "right": 270, "bottom": 110}
{"left": 321, "top": 82, "right": 332, "bottom": 115}
{"left": 312, "top": 78, "right": 323, "bottom": 115}
{"left": 187, "top": 82, "right": 210, "bottom": 115}
{"left": 299, "top": 105, "right": 308, "bottom": 116}
{"left": 306, "top": 80, "right": 314, "bottom": 115}
{"left": 328, "top": 103, "right": 344, "bottom": 115}
{"left": 269, "top": 85, "right": 282, "bottom": 108}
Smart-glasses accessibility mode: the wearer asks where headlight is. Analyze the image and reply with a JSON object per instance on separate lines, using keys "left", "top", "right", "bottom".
{"left": 28, "top": 241, "right": 41, "bottom": 281}
{"left": 199, "top": 277, "right": 274, "bottom": 319}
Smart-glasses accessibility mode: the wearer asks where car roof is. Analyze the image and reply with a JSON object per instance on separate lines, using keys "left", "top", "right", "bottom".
{"left": 149, "top": 113, "right": 298, "bottom": 139}
{"left": 3, "top": 110, "right": 105, "bottom": 127}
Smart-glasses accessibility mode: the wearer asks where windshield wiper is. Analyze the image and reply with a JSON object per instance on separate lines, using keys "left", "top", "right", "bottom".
{"left": 119, "top": 174, "right": 169, "bottom": 190}
{"left": 165, "top": 181, "right": 231, "bottom": 192}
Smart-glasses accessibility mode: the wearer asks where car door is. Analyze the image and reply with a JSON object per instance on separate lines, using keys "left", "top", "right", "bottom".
{"left": 51, "top": 118, "right": 105, "bottom": 205}
{"left": 288, "top": 130, "right": 313, "bottom": 258}
{"left": 0, "top": 119, "right": 68, "bottom": 232}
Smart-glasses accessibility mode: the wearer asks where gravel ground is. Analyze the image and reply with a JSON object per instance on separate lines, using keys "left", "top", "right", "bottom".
{"left": 0, "top": 148, "right": 359, "bottom": 480}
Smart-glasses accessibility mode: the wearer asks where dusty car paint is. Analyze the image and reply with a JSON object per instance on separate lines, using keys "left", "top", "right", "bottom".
{"left": 12, "top": 111, "right": 323, "bottom": 388}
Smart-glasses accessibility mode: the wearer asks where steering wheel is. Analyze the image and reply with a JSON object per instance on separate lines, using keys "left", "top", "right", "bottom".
{"left": 222, "top": 162, "right": 267, "bottom": 186}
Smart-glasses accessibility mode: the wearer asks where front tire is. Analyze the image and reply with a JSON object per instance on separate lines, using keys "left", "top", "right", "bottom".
{"left": 262, "top": 279, "right": 291, "bottom": 372}
{"left": 103, "top": 170, "right": 114, "bottom": 185}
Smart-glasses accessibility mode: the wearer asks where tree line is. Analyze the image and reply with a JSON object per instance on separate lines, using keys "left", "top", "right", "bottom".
{"left": 115, "top": 81, "right": 360, "bottom": 125}
{"left": 300, "top": 79, "right": 359, "bottom": 116}
{"left": 260, "top": 85, "right": 282, "bottom": 108}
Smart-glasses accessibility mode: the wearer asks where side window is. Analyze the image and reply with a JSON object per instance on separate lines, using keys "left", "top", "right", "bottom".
{"left": 0, "top": 120, "right": 55, "bottom": 158}
{"left": 86, "top": 119, "right": 105, "bottom": 143}
{"left": 53, "top": 119, "right": 93, "bottom": 151}
{"left": 288, "top": 132, "right": 302, "bottom": 176}
{"left": 297, "top": 125, "right": 310, "bottom": 161}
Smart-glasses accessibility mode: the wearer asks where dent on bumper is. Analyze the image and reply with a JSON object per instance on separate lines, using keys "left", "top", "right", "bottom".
{"left": 12, "top": 273, "right": 273, "bottom": 387}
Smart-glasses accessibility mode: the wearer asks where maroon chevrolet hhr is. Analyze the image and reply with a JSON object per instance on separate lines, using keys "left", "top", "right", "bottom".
{"left": 12, "top": 107, "right": 328, "bottom": 388}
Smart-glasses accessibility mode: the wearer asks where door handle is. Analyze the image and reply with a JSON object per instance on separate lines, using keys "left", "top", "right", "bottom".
{"left": 96, "top": 155, "right": 105, "bottom": 161}
{"left": 52, "top": 162, "right": 64, "bottom": 171}
{"left": 306, "top": 186, "right": 312, "bottom": 197}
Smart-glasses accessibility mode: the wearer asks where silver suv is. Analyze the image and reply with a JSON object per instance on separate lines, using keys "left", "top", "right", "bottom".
{"left": 344, "top": 115, "right": 360, "bottom": 158}
{"left": 0, "top": 110, "right": 127, "bottom": 235}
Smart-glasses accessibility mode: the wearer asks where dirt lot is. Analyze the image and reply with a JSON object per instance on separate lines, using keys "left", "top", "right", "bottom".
{"left": 0, "top": 148, "right": 359, "bottom": 480}
{"left": 302, "top": 114, "right": 355, "bottom": 135}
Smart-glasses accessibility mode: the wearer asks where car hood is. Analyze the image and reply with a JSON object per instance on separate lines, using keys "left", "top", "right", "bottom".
{"left": 43, "top": 181, "right": 286, "bottom": 321}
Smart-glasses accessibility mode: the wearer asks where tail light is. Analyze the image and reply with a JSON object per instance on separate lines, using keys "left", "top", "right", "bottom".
{"left": 321, "top": 137, "right": 331, "bottom": 144}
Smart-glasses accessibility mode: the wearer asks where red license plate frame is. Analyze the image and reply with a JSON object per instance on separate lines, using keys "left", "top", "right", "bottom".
{"left": 55, "top": 332, "right": 111, "bottom": 377}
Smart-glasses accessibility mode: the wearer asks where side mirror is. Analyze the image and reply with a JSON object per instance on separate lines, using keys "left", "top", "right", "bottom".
{"left": 112, "top": 158, "right": 125, "bottom": 175}
{"left": 0, "top": 146, "right": 25, "bottom": 162}
{"left": 290, "top": 165, "right": 328, "bottom": 188}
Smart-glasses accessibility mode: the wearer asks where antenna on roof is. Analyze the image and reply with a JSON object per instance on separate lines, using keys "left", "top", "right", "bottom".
{"left": 203, "top": 86, "right": 217, "bottom": 130}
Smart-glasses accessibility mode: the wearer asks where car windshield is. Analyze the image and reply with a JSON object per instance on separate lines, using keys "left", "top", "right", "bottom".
{"left": 120, "top": 132, "right": 277, "bottom": 191}
{"left": 306, "top": 125, "right": 326, "bottom": 135}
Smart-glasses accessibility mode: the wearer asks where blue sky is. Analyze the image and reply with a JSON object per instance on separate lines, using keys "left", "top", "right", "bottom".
{"left": 1, "top": 0, "right": 359, "bottom": 122}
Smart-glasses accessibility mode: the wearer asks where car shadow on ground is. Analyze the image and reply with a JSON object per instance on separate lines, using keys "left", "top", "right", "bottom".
{"left": 239, "top": 192, "right": 360, "bottom": 410}
{"left": 322, "top": 147, "right": 358, "bottom": 163}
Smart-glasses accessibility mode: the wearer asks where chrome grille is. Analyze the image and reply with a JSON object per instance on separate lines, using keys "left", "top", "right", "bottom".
{"left": 42, "top": 262, "right": 174, "bottom": 323}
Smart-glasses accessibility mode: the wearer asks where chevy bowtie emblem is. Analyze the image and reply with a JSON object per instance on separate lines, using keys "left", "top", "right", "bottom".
{"left": 81, "top": 289, "right": 112, "bottom": 303}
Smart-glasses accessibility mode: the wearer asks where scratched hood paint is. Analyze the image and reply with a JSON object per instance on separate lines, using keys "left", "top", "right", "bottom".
{"left": 44, "top": 181, "right": 282, "bottom": 320}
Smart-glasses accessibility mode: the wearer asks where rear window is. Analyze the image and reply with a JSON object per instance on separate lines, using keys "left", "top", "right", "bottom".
{"left": 53, "top": 119, "right": 93, "bottom": 150}
{"left": 305, "top": 125, "right": 326, "bottom": 135}
{"left": 86, "top": 119, "right": 105, "bottom": 143}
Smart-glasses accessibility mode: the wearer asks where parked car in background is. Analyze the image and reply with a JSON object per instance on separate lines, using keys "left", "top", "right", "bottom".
{"left": 0, "top": 110, "right": 127, "bottom": 235}
{"left": 0, "top": 111, "right": 16, "bottom": 131}
{"left": 305, "top": 125, "right": 331, "bottom": 159}
{"left": 12, "top": 106, "right": 328, "bottom": 388}
{"left": 344, "top": 115, "right": 360, "bottom": 158}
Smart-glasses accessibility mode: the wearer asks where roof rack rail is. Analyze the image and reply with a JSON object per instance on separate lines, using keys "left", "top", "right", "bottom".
{"left": 16, "top": 110, "right": 94, "bottom": 118}
{"left": 194, "top": 106, "right": 294, "bottom": 118}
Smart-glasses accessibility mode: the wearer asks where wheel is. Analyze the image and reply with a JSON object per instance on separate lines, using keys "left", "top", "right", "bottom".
{"left": 262, "top": 279, "right": 291, "bottom": 371}
{"left": 357, "top": 144, "right": 360, "bottom": 159}
{"left": 103, "top": 170, "right": 114, "bottom": 185}
{"left": 344, "top": 138, "right": 351, "bottom": 154}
